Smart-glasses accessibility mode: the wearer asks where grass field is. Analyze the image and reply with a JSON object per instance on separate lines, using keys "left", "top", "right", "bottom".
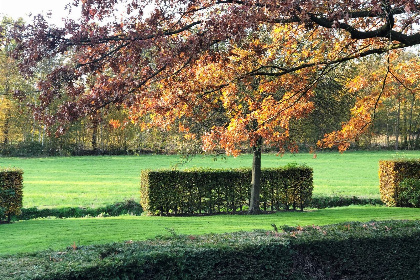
{"left": 1, "top": 205, "right": 420, "bottom": 255}
{"left": 1, "top": 150, "right": 419, "bottom": 208}
{"left": 1, "top": 150, "right": 420, "bottom": 256}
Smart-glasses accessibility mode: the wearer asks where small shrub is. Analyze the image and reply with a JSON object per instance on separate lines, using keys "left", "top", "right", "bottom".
{"left": 103, "top": 199, "right": 143, "bottom": 216}
{"left": 0, "top": 206, "right": 5, "bottom": 222}
{"left": 379, "top": 159, "right": 420, "bottom": 206}
{"left": 0, "top": 169, "right": 23, "bottom": 223}
{"left": 310, "top": 196, "right": 384, "bottom": 209}
{"left": 398, "top": 178, "right": 420, "bottom": 207}
{"left": 18, "top": 200, "right": 143, "bottom": 220}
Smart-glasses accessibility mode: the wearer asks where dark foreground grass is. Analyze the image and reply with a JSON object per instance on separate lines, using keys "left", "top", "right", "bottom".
{"left": 2, "top": 220, "right": 420, "bottom": 280}
{"left": 1, "top": 150, "right": 420, "bottom": 209}
{"left": 1, "top": 205, "right": 420, "bottom": 256}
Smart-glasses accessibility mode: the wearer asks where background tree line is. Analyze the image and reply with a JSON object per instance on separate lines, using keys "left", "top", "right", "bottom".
{"left": 1, "top": 14, "right": 420, "bottom": 157}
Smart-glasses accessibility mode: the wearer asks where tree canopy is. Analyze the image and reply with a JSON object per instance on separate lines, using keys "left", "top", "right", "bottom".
{"left": 12, "top": 0, "right": 420, "bottom": 140}
{"left": 10, "top": 0, "right": 420, "bottom": 212}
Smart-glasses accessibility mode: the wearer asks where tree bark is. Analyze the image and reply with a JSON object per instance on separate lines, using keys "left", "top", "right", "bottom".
{"left": 92, "top": 121, "right": 98, "bottom": 153}
{"left": 249, "top": 136, "right": 262, "bottom": 214}
{"left": 395, "top": 98, "right": 401, "bottom": 151}
{"left": 408, "top": 93, "right": 415, "bottom": 149}
{"left": 2, "top": 83, "right": 11, "bottom": 149}
{"left": 3, "top": 112, "right": 10, "bottom": 147}
{"left": 90, "top": 113, "right": 100, "bottom": 154}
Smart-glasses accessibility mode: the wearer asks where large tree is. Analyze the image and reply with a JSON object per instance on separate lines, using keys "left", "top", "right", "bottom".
{"left": 12, "top": 0, "right": 420, "bottom": 213}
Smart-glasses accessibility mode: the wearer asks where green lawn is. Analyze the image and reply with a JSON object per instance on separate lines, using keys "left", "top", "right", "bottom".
{"left": 2, "top": 151, "right": 420, "bottom": 256}
{"left": 1, "top": 205, "right": 420, "bottom": 256}
{"left": 1, "top": 150, "right": 419, "bottom": 208}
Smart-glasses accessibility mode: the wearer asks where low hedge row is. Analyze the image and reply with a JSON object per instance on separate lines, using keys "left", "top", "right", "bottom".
{"left": 309, "top": 196, "right": 383, "bottom": 208}
{"left": 17, "top": 200, "right": 143, "bottom": 221}
{"left": 0, "top": 169, "right": 23, "bottom": 223}
{"left": 9, "top": 197, "right": 382, "bottom": 221}
{"left": 1, "top": 220, "right": 419, "bottom": 279}
{"left": 140, "top": 166, "right": 313, "bottom": 215}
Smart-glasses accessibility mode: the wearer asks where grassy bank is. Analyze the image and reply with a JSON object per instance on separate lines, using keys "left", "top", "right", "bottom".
{"left": 3, "top": 220, "right": 420, "bottom": 280}
{"left": 1, "top": 205, "right": 420, "bottom": 256}
{"left": 1, "top": 150, "right": 419, "bottom": 209}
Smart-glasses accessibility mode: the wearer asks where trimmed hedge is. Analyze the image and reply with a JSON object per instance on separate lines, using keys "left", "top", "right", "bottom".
{"left": 379, "top": 159, "right": 420, "bottom": 206}
{"left": 18, "top": 199, "right": 143, "bottom": 221}
{"left": 398, "top": 178, "right": 420, "bottom": 207}
{"left": 259, "top": 167, "right": 313, "bottom": 211}
{"left": 1, "top": 220, "right": 420, "bottom": 279}
{"left": 10, "top": 197, "right": 384, "bottom": 221}
{"left": 140, "top": 166, "right": 313, "bottom": 215}
{"left": 0, "top": 168, "right": 23, "bottom": 223}
{"left": 309, "top": 196, "right": 383, "bottom": 209}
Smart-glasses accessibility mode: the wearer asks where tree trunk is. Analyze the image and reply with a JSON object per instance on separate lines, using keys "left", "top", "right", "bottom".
{"left": 2, "top": 84, "right": 11, "bottom": 149}
{"left": 91, "top": 113, "right": 100, "bottom": 154}
{"left": 385, "top": 109, "right": 390, "bottom": 148}
{"left": 249, "top": 136, "right": 262, "bottom": 214}
{"left": 395, "top": 98, "right": 401, "bottom": 151}
{"left": 92, "top": 121, "right": 98, "bottom": 153}
{"left": 403, "top": 99, "right": 408, "bottom": 149}
{"left": 408, "top": 93, "right": 415, "bottom": 149}
{"left": 3, "top": 112, "right": 10, "bottom": 147}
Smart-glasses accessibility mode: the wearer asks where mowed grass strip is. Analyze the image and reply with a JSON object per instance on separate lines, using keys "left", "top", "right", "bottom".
{"left": 1, "top": 151, "right": 420, "bottom": 208}
{"left": 1, "top": 205, "right": 420, "bottom": 256}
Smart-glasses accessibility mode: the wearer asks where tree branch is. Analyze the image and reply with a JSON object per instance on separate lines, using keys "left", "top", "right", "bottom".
{"left": 63, "top": 21, "right": 203, "bottom": 47}
{"left": 249, "top": 43, "right": 405, "bottom": 77}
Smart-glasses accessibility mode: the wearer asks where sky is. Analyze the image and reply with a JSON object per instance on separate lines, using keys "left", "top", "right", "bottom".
{"left": 0, "top": 0, "right": 79, "bottom": 26}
